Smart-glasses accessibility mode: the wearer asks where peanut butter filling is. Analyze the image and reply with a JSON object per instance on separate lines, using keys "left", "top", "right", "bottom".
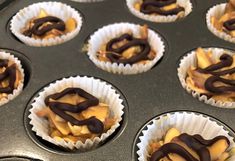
{"left": 211, "top": 0, "right": 235, "bottom": 37}
{"left": 185, "top": 48, "right": 235, "bottom": 102}
{"left": 22, "top": 9, "right": 77, "bottom": 39}
{"left": 149, "top": 128, "right": 233, "bottom": 161}
{"left": 97, "top": 25, "right": 156, "bottom": 65}
{"left": 36, "top": 87, "right": 116, "bottom": 143}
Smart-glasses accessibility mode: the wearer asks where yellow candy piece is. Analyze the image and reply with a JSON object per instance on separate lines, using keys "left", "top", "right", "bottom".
{"left": 68, "top": 122, "right": 82, "bottom": 136}
{"left": 208, "top": 139, "right": 229, "bottom": 160}
{"left": 230, "top": 30, "right": 235, "bottom": 37}
{"left": 65, "top": 18, "right": 77, "bottom": 33}
{"left": 134, "top": 3, "right": 141, "bottom": 11}
{"left": 38, "top": 9, "right": 48, "bottom": 18}
{"left": 196, "top": 48, "right": 212, "bottom": 69}
{"left": 219, "top": 13, "right": 230, "bottom": 23}
{"left": 162, "top": 4, "right": 178, "bottom": 11}
{"left": 82, "top": 104, "right": 109, "bottom": 122}
{"left": 164, "top": 128, "right": 180, "bottom": 144}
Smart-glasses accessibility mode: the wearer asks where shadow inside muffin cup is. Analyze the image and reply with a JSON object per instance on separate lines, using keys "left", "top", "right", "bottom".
{"left": 23, "top": 75, "right": 128, "bottom": 154}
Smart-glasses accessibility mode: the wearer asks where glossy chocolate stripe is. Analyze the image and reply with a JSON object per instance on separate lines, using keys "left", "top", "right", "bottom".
{"left": 150, "top": 133, "right": 229, "bottom": 161}
{"left": 0, "top": 64, "right": 16, "bottom": 93}
{"left": 205, "top": 76, "right": 235, "bottom": 93}
{"left": 142, "top": 0, "right": 176, "bottom": 8}
{"left": 141, "top": 5, "right": 184, "bottom": 15}
{"left": 197, "top": 54, "right": 235, "bottom": 94}
{"left": 140, "top": 0, "right": 184, "bottom": 16}
{"left": 49, "top": 106, "right": 104, "bottom": 134}
{"left": 45, "top": 87, "right": 99, "bottom": 112}
{"left": 45, "top": 88, "right": 104, "bottom": 134}
{"left": 198, "top": 67, "right": 235, "bottom": 76}
{"left": 179, "top": 134, "right": 211, "bottom": 161}
{"left": 24, "top": 16, "right": 65, "bottom": 37}
{"left": 193, "top": 134, "right": 230, "bottom": 146}
{"left": 150, "top": 143, "right": 198, "bottom": 161}
{"left": 199, "top": 54, "right": 233, "bottom": 73}
{"left": 223, "top": 18, "right": 235, "bottom": 31}
{"left": 106, "top": 34, "right": 151, "bottom": 65}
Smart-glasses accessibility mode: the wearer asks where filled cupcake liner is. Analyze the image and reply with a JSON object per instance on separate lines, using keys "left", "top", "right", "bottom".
{"left": 126, "top": 0, "right": 193, "bottom": 23}
{"left": 28, "top": 75, "right": 124, "bottom": 150}
{"left": 0, "top": 51, "right": 24, "bottom": 106}
{"left": 206, "top": 3, "right": 235, "bottom": 44}
{"left": 10, "top": 1, "right": 83, "bottom": 47}
{"left": 178, "top": 47, "right": 235, "bottom": 108}
{"left": 137, "top": 111, "right": 235, "bottom": 161}
{"left": 70, "top": 0, "right": 104, "bottom": 2}
{"left": 87, "top": 22, "right": 165, "bottom": 75}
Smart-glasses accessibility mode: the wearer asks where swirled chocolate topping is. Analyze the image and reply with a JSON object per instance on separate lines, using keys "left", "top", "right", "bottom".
{"left": 0, "top": 62, "right": 17, "bottom": 94}
{"left": 150, "top": 133, "right": 229, "bottom": 161}
{"left": 197, "top": 54, "right": 235, "bottom": 94}
{"left": 140, "top": 0, "right": 185, "bottom": 15}
{"left": 23, "top": 16, "right": 65, "bottom": 37}
{"left": 105, "top": 33, "right": 151, "bottom": 65}
{"left": 45, "top": 88, "right": 104, "bottom": 134}
{"left": 223, "top": 18, "right": 235, "bottom": 31}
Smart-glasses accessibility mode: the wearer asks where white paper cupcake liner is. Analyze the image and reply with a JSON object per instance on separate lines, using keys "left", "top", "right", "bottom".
{"left": 10, "top": 2, "right": 83, "bottom": 47}
{"left": 70, "top": 0, "right": 104, "bottom": 2}
{"left": 126, "top": 0, "right": 193, "bottom": 23}
{"left": 0, "top": 51, "right": 24, "bottom": 106}
{"left": 178, "top": 47, "right": 235, "bottom": 109}
{"left": 137, "top": 111, "right": 235, "bottom": 161}
{"left": 28, "top": 75, "right": 125, "bottom": 150}
{"left": 206, "top": 3, "right": 235, "bottom": 44}
{"left": 87, "top": 22, "right": 165, "bottom": 75}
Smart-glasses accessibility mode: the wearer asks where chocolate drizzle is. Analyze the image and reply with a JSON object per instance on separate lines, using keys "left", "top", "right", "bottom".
{"left": 150, "top": 133, "right": 229, "bottom": 161}
{"left": 105, "top": 33, "right": 151, "bottom": 65}
{"left": 0, "top": 59, "right": 17, "bottom": 94}
{"left": 223, "top": 18, "right": 235, "bottom": 31}
{"left": 23, "top": 16, "right": 65, "bottom": 37}
{"left": 45, "top": 88, "right": 104, "bottom": 134}
{"left": 197, "top": 54, "right": 235, "bottom": 94}
{"left": 140, "top": 0, "right": 185, "bottom": 16}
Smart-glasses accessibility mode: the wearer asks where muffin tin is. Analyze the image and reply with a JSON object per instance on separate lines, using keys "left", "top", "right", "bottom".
{"left": 0, "top": 0, "right": 235, "bottom": 161}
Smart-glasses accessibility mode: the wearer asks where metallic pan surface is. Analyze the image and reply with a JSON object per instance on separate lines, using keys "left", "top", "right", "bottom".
{"left": 0, "top": 0, "right": 234, "bottom": 161}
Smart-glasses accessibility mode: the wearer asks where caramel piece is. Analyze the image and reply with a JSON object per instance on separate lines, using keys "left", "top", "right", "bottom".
{"left": 22, "top": 9, "right": 77, "bottom": 39}
{"left": 196, "top": 48, "right": 213, "bottom": 69}
{"left": 149, "top": 128, "right": 230, "bottom": 161}
{"left": 164, "top": 128, "right": 180, "bottom": 144}
{"left": 208, "top": 138, "right": 229, "bottom": 160}
{"left": 65, "top": 18, "right": 77, "bottom": 32}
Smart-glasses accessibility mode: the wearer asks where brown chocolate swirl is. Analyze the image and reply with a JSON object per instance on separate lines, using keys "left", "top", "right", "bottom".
{"left": 140, "top": 0, "right": 185, "bottom": 16}
{"left": 150, "top": 133, "right": 229, "bottom": 161}
{"left": 106, "top": 33, "right": 151, "bottom": 65}
{"left": 23, "top": 16, "right": 65, "bottom": 37}
{"left": 223, "top": 18, "right": 235, "bottom": 31}
{"left": 197, "top": 54, "right": 235, "bottom": 94}
{"left": 45, "top": 88, "right": 104, "bottom": 134}
{"left": 0, "top": 59, "right": 17, "bottom": 94}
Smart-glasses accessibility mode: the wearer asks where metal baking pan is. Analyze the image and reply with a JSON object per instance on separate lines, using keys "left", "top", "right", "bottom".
{"left": 0, "top": 0, "right": 234, "bottom": 161}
